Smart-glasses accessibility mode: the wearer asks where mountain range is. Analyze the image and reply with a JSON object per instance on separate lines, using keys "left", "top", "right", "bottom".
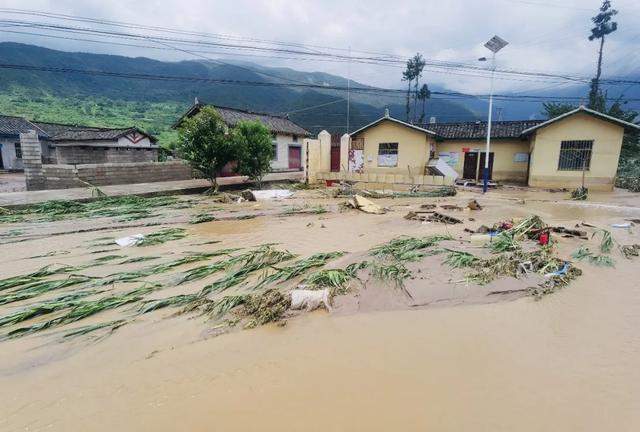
{"left": 0, "top": 42, "right": 636, "bottom": 145}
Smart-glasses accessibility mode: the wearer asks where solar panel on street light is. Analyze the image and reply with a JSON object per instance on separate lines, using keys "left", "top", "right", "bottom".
{"left": 484, "top": 35, "right": 508, "bottom": 53}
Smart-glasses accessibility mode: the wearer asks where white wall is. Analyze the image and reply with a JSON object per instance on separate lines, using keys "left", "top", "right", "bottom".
{"left": 270, "top": 133, "right": 305, "bottom": 171}
{"left": 116, "top": 135, "right": 154, "bottom": 148}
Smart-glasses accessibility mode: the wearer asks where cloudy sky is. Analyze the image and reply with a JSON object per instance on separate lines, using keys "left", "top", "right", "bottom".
{"left": 1, "top": 0, "right": 638, "bottom": 94}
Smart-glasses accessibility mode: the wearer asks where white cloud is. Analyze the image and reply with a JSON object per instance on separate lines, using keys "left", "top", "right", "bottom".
{"left": 1, "top": 0, "right": 638, "bottom": 94}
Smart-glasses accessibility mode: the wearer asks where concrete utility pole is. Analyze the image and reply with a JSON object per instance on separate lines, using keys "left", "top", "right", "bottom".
{"left": 480, "top": 35, "right": 508, "bottom": 193}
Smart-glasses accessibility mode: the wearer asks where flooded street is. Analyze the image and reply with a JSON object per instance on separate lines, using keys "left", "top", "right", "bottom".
{"left": 1, "top": 187, "right": 639, "bottom": 431}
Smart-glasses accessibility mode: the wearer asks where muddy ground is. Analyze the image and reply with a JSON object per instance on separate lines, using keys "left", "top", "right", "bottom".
{"left": 0, "top": 185, "right": 639, "bottom": 431}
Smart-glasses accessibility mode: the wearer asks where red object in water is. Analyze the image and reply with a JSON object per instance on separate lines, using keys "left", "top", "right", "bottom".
{"left": 538, "top": 232, "right": 549, "bottom": 245}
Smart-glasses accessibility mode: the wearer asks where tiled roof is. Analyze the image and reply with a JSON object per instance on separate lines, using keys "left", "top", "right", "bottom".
{"left": 426, "top": 120, "right": 545, "bottom": 140}
{"left": 176, "top": 103, "right": 310, "bottom": 136}
{"left": 0, "top": 114, "right": 48, "bottom": 138}
{"left": 33, "top": 122, "right": 157, "bottom": 143}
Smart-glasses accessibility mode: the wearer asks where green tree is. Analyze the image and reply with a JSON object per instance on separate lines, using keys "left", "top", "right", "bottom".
{"left": 176, "top": 106, "right": 237, "bottom": 192}
{"left": 541, "top": 102, "right": 576, "bottom": 119}
{"left": 411, "top": 54, "right": 426, "bottom": 123}
{"left": 417, "top": 84, "right": 431, "bottom": 124}
{"left": 588, "top": 0, "right": 618, "bottom": 110}
{"left": 234, "top": 120, "right": 274, "bottom": 188}
{"left": 402, "top": 57, "right": 417, "bottom": 122}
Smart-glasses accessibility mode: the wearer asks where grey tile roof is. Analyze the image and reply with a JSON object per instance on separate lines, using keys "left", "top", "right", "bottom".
{"left": 426, "top": 120, "right": 545, "bottom": 140}
{"left": 0, "top": 114, "right": 48, "bottom": 138}
{"left": 176, "top": 104, "right": 310, "bottom": 136}
{"left": 33, "top": 122, "right": 157, "bottom": 143}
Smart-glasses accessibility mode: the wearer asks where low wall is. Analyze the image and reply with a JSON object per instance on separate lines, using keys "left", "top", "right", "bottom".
{"left": 55, "top": 146, "right": 158, "bottom": 164}
{"left": 41, "top": 161, "right": 193, "bottom": 190}
{"left": 316, "top": 171, "right": 455, "bottom": 190}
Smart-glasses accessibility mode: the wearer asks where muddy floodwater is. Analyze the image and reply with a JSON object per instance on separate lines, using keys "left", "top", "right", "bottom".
{"left": 1, "top": 187, "right": 639, "bottom": 431}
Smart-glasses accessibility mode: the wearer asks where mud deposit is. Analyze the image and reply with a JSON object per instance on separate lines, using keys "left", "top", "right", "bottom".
{"left": 1, "top": 187, "right": 639, "bottom": 431}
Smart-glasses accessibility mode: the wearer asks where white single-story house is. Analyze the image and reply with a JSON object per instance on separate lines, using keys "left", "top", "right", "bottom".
{"left": 174, "top": 102, "right": 310, "bottom": 173}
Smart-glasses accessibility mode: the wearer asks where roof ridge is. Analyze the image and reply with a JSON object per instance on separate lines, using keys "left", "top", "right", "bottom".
{"left": 198, "top": 102, "right": 288, "bottom": 119}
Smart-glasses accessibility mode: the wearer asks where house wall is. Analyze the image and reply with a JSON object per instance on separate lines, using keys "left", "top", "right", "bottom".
{"left": 270, "top": 133, "right": 305, "bottom": 171}
{"left": 353, "top": 119, "right": 434, "bottom": 177}
{"left": 436, "top": 139, "right": 530, "bottom": 183}
{"left": 528, "top": 113, "right": 624, "bottom": 191}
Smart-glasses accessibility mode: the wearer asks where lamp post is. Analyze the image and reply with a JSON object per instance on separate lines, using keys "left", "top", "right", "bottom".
{"left": 480, "top": 35, "right": 508, "bottom": 193}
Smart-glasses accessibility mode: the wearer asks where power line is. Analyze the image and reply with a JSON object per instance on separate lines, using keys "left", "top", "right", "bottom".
{"left": 0, "top": 14, "right": 637, "bottom": 87}
{"left": 1, "top": 62, "right": 638, "bottom": 104}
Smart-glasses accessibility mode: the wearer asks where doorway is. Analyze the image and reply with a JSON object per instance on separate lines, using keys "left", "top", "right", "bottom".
{"left": 463, "top": 152, "right": 478, "bottom": 179}
{"left": 479, "top": 152, "right": 495, "bottom": 181}
{"left": 288, "top": 146, "right": 302, "bottom": 170}
{"left": 330, "top": 146, "right": 340, "bottom": 172}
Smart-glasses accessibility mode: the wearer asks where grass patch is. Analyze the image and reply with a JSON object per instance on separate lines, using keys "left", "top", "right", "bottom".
{"left": 0, "top": 276, "right": 94, "bottom": 305}
{"left": 137, "top": 228, "right": 187, "bottom": 246}
{"left": 7, "top": 283, "right": 160, "bottom": 338}
{"left": 305, "top": 269, "right": 352, "bottom": 294}
{"left": 0, "top": 289, "right": 102, "bottom": 328}
{"left": 256, "top": 251, "right": 344, "bottom": 288}
{"left": 62, "top": 320, "right": 128, "bottom": 339}
{"left": 444, "top": 250, "right": 479, "bottom": 268}
{"left": 369, "top": 235, "right": 452, "bottom": 261}
{"left": 0, "top": 264, "right": 77, "bottom": 292}
{"left": 369, "top": 262, "right": 411, "bottom": 285}
{"left": 0, "top": 195, "right": 181, "bottom": 223}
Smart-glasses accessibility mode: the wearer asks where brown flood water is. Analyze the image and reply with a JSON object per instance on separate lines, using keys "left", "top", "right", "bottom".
{"left": 1, "top": 189, "right": 640, "bottom": 431}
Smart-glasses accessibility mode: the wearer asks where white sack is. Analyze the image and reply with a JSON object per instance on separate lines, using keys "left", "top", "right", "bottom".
{"left": 115, "top": 234, "right": 144, "bottom": 247}
{"left": 290, "top": 289, "right": 330, "bottom": 311}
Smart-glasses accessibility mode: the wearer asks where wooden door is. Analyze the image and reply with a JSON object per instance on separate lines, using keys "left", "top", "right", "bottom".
{"left": 288, "top": 146, "right": 302, "bottom": 170}
{"left": 478, "top": 152, "right": 495, "bottom": 181}
{"left": 463, "top": 152, "right": 478, "bottom": 179}
{"left": 330, "top": 146, "right": 340, "bottom": 172}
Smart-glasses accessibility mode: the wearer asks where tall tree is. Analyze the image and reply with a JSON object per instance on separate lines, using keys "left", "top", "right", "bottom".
{"left": 402, "top": 57, "right": 416, "bottom": 122}
{"left": 588, "top": 0, "right": 618, "bottom": 110}
{"left": 234, "top": 120, "right": 274, "bottom": 189}
{"left": 411, "top": 54, "right": 426, "bottom": 123}
{"left": 177, "top": 107, "right": 238, "bottom": 192}
{"left": 417, "top": 84, "right": 431, "bottom": 124}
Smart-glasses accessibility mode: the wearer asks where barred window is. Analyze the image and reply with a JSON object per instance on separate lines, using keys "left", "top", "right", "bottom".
{"left": 14, "top": 143, "right": 22, "bottom": 159}
{"left": 272, "top": 144, "right": 278, "bottom": 160}
{"left": 378, "top": 142, "right": 398, "bottom": 167}
{"left": 558, "top": 140, "right": 592, "bottom": 171}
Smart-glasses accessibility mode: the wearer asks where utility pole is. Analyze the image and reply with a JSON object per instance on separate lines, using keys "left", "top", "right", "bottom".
{"left": 347, "top": 46, "right": 351, "bottom": 134}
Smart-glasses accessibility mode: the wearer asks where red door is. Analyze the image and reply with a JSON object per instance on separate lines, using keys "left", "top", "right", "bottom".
{"left": 330, "top": 146, "right": 340, "bottom": 172}
{"left": 288, "top": 146, "right": 301, "bottom": 170}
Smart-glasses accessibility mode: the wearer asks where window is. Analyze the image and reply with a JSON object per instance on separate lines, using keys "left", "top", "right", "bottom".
{"left": 558, "top": 140, "right": 593, "bottom": 171}
{"left": 378, "top": 143, "right": 398, "bottom": 167}
{"left": 272, "top": 144, "right": 278, "bottom": 160}
{"left": 292, "top": 135, "right": 298, "bottom": 143}
{"left": 14, "top": 143, "right": 22, "bottom": 159}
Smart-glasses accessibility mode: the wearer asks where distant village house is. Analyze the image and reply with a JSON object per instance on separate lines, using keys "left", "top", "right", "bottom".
{"left": 0, "top": 114, "right": 158, "bottom": 170}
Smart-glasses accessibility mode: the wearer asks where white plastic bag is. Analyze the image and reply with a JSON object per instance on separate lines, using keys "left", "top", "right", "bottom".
{"left": 290, "top": 289, "right": 330, "bottom": 311}
{"left": 115, "top": 234, "right": 144, "bottom": 247}
{"left": 251, "top": 189, "right": 293, "bottom": 200}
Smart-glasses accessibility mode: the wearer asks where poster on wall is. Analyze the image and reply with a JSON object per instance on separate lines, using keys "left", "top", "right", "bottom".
{"left": 348, "top": 149, "right": 364, "bottom": 172}
{"left": 438, "top": 152, "right": 459, "bottom": 167}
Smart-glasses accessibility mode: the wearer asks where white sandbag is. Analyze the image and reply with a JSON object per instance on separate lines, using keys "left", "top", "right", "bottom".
{"left": 290, "top": 289, "right": 330, "bottom": 311}
{"left": 115, "top": 234, "right": 144, "bottom": 247}
{"left": 251, "top": 189, "right": 294, "bottom": 200}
